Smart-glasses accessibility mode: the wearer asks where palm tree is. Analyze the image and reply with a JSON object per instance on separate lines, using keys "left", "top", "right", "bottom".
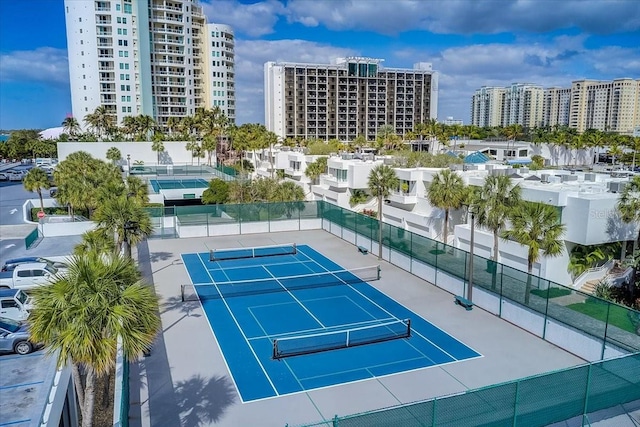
{"left": 125, "top": 175, "right": 149, "bottom": 205}
{"left": 151, "top": 140, "right": 165, "bottom": 165}
{"left": 28, "top": 255, "right": 160, "bottom": 427}
{"left": 23, "top": 167, "right": 51, "bottom": 213}
{"left": 74, "top": 229, "right": 116, "bottom": 257}
{"left": 93, "top": 195, "right": 154, "bottom": 259}
{"left": 368, "top": 164, "right": 399, "bottom": 259}
{"left": 617, "top": 175, "right": 640, "bottom": 255}
{"left": 106, "top": 147, "right": 122, "bottom": 165}
{"left": 502, "top": 202, "right": 566, "bottom": 304}
{"left": 136, "top": 115, "right": 155, "bottom": 141}
{"left": 61, "top": 116, "right": 81, "bottom": 138}
{"left": 185, "top": 141, "right": 199, "bottom": 165}
{"left": 166, "top": 116, "right": 180, "bottom": 138}
{"left": 427, "top": 169, "right": 466, "bottom": 244}
{"left": 473, "top": 175, "right": 522, "bottom": 288}
{"left": 84, "top": 106, "right": 114, "bottom": 141}
{"left": 305, "top": 157, "right": 328, "bottom": 185}
{"left": 474, "top": 175, "right": 522, "bottom": 259}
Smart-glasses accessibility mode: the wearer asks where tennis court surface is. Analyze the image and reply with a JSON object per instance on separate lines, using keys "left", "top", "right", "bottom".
{"left": 150, "top": 178, "right": 209, "bottom": 192}
{"left": 181, "top": 243, "right": 481, "bottom": 402}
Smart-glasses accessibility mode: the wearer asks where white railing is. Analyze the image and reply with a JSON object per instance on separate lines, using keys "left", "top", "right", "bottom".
{"left": 605, "top": 266, "right": 635, "bottom": 287}
{"left": 572, "top": 259, "right": 615, "bottom": 289}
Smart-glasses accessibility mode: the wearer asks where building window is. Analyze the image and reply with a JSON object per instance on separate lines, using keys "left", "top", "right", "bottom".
{"left": 116, "top": 4, "right": 121, "bottom": 10}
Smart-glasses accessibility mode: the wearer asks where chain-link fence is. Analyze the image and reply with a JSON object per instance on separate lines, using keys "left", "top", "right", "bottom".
{"left": 293, "top": 353, "right": 640, "bottom": 427}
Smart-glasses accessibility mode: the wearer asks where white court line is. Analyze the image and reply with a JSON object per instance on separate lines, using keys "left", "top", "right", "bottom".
{"left": 195, "top": 254, "right": 280, "bottom": 399}
{"left": 296, "top": 246, "right": 463, "bottom": 362}
{"left": 262, "top": 265, "right": 326, "bottom": 329}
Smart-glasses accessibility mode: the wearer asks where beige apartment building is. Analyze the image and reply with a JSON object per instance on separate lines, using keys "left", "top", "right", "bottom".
{"left": 473, "top": 79, "right": 640, "bottom": 134}
{"left": 568, "top": 79, "right": 640, "bottom": 134}
{"left": 264, "top": 57, "right": 438, "bottom": 142}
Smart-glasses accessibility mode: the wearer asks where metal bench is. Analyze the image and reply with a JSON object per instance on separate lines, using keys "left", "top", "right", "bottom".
{"left": 357, "top": 245, "right": 369, "bottom": 255}
{"left": 454, "top": 295, "right": 473, "bottom": 310}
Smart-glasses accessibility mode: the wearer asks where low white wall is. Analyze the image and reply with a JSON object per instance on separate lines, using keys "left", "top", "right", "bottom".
{"left": 57, "top": 141, "right": 193, "bottom": 165}
{"left": 40, "top": 221, "right": 96, "bottom": 237}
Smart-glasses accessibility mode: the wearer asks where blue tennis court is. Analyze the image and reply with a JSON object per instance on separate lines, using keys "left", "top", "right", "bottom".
{"left": 181, "top": 244, "right": 482, "bottom": 402}
{"left": 150, "top": 178, "right": 208, "bottom": 192}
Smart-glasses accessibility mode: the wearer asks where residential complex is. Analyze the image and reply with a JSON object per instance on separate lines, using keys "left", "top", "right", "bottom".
{"left": 264, "top": 57, "right": 438, "bottom": 142}
{"left": 64, "top": 0, "right": 235, "bottom": 129}
{"left": 472, "top": 78, "right": 640, "bottom": 134}
{"left": 246, "top": 145, "right": 638, "bottom": 288}
{"left": 471, "top": 83, "right": 544, "bottom": 128}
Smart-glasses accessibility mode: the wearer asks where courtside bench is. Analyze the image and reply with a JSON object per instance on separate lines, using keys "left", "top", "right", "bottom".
{"left": 357, "top": 245, "right": 369, "bottom": 255}
{"left": 454, "top": 295, "right": 473, "bottom": 310}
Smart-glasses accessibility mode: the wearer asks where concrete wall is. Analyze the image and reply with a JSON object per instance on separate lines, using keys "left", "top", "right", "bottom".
{"left": 57, "top": 142, "right": 193, "bottom": 165}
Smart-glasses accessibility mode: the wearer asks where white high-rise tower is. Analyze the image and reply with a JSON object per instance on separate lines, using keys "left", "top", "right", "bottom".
{"left": 64, "top": 0, "right": 235, "bottom": 130}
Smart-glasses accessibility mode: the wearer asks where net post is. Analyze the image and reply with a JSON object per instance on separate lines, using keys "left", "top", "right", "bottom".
{"left": 292, "top": 243, "right": 297, "bottom": 254}
{"left": 377, "top": 265, "right": 381, "bottom": 280}
{"left": 209, "top": 249, "right": 214, "bottom": 262}
{"left": 406, "top": 318, "right": 411, "bottom": 337}
{"left": 346, "top": 330, "right": 350, "bottom": 347}
{"left": 272, "top": 339, "right": 278, "bottom": 360}
{"left": 180, "top": 285, "right": 185, "bottom": 302}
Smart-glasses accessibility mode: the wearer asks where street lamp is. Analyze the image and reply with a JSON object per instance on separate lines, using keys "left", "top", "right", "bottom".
{"left": 126, "top": 154, "right": 131, "bottom": 177}
{"left": 467, "top": 206, "right": 476, "bottom": 302}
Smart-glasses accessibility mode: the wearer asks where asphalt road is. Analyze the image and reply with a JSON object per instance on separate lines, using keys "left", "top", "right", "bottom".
{"left": 0, "top": 163, "right": 78, "bottom": 265}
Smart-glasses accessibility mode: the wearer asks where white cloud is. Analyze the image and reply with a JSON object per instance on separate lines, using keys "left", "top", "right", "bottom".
{"left": 0, "top": 47, "right": 69, "bottom": 85}
{"left": 284, "top": 0, "right": 640, "bottom": 35}
{"left": 234, "top": 39, "right": 357, "bottom": 123}
{"left": 201, "top": 0, "right": 285, "bottom": 37}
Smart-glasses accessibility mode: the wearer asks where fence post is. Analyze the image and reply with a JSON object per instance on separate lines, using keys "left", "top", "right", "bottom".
{"left": 583, "top": 363, "right": 593, "bottom": 421}
{"left": 601, "top": 303, "right": 611, "bottom": 360}
{"left": 432, "top": 397, "right": 437, "bottom": 427}
{"left": 542, "top": 283, "right": 551, "bottom": 339}
{"left": 512, "top": 380, "right": 520, "bottom": 427}
{"left": 332, "top": 414, "right": 339, "bottom": 427}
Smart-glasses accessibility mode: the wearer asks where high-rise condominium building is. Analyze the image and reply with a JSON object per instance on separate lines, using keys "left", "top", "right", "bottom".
{"left": 470, "top": 83, "right": 543, "bottom": 128}
{"left": 64, "top": 0, "right": 235, "bottom": 130}
{"left": 264, "top": 57, "right": 438, "bottom": 141}
{"left": 568, "top": 79, "right": 640, "bottom": 134}
{"left": 543, "top": 87, "right": 572, "bottom": 129}
{"left": 470, "top": 87, "right": 506, "bottom": 128}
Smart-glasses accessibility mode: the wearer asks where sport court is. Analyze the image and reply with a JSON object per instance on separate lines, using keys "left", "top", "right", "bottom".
{"left": 181, "top": 243, "right": 481, "bottom": 402}
{"left": 150, "top": 178, "right": 208, "bottom": 193}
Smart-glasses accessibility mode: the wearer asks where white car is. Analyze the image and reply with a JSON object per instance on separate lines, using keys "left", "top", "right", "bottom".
{"left": 6, "top": 171, "right": 24, "bottom": 181}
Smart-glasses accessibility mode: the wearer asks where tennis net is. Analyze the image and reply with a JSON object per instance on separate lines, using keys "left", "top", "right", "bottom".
{"left": 209, "top": 243, "right": 297, "bottom": 261}
{"left": 273, "top": 318, "right": 411, "bottom": 359}
{"left": 181, "top": 265, "right": 381, "bottom": 301}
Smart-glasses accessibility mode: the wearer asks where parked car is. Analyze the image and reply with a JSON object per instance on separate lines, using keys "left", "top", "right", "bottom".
{"left": 1, "top": 257, "right": 68, "bottom": 272}
{"left": 0, "top": 289, "right": 32, "bottom": 321}
{"left": 5, "top": 170, "right": 24, "bottom": 181}
{"left": 0, "top": 172, "right": 8, "bottom": 181}
{"left": 0, "top": 263, "right": 62, "bottom": 291}
{"left": 0, "top": 317, "right": 35, "bottom": 355}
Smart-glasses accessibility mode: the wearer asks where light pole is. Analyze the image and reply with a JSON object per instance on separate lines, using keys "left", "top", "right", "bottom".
{"left": 126, "top": 154, "right": 131, "bottom": 177}
{"left": 467, "top": 207, "right": 476, "bottom": 302}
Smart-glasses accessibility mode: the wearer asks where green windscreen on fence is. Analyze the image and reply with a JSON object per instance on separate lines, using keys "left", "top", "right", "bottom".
{"left": 295, "top": 354, "right": 640, "bottom": 427}
{"left": 25, "top": 227, "right": 39, "bottom": 249}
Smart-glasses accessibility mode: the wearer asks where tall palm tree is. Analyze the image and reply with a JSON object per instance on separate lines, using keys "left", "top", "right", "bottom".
{"left": 502, "top": 202, "right": 566, "bottom": 304}
{"left": 427, "top": 169, "right": 466, "bottom": 244}
{"left": 121, "top": 116, "right": 137, "bottom": 141}
{"left": 166, "top": 116, "right": 180, "bottom": 138}
{"left": 23, "top": 167, "right": 51, "bottom": 213}
{"left": 93, "top": 195, "right": 153, "bottom": 259}
{"left": 368, "top": 164, "right": 399, "bottom": 259}
{"left": 61, "top": 116, "right": 81, "bottom": 138}
{"left": 151, "top": 140, "right": 165, "bottom": 165}
{"left": 185, "top": 141, "right": 199, "bottom": 165}
{"left": 84, "top": 106, "right": 114, "bottom": 141}
{"left": 473, "top": 175, "right": 522, "bottom": 288}
{"left": 28, "top": 255, "right": 160, "bottom": 427}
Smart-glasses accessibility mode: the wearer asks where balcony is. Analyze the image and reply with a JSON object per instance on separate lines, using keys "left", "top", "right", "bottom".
{"left": 285, "top": 167, "right": 303, "bottom": 177}
{"left": 320, "top": 174, "right": 349, "bottom": 189}
{"left": 387, "top": 190, "right": 418, "bottom": 205}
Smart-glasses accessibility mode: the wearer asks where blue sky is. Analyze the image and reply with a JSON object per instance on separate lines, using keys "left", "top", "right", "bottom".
{"left": 1, "top": 0, "right": 639, "bottom": 130}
